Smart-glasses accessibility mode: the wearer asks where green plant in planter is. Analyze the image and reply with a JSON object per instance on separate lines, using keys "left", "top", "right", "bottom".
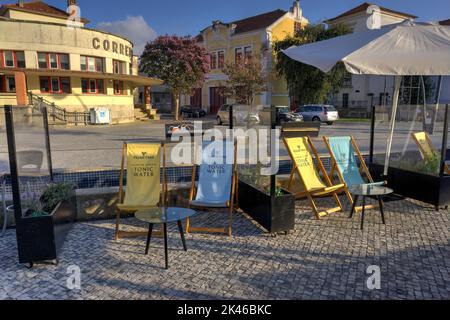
{"left": 39, "top": 183, "right": 75, "bottom": 214}
{"left": 418, "top": 153, "right": 441, "bottom": 176}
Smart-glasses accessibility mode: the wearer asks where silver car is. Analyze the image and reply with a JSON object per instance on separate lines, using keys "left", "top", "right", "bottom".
{"left": 296, "top": 105, "right": 340, "bottom": 125}
{"left": 217, "top": 104, "right": 260, "bottom": 126}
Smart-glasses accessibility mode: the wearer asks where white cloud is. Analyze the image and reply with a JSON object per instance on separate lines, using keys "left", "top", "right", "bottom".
{"left": 96, "top": 16, "right": 157, "bottom": 56}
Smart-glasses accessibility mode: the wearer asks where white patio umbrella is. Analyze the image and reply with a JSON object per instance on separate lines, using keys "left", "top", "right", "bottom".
{"left": 282, "top": 21, "right": 450, "bottom": 175}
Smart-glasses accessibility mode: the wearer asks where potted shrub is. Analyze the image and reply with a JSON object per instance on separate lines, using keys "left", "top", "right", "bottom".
{"left": 16, "top": 183, "right": 77, "bottom": 267}
{"left": 238, "top": 167, "right": 295, "bottom": 235}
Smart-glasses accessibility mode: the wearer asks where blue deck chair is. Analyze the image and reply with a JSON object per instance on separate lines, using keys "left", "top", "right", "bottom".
{"left": 187, "top": 140, "right": 238, "bottom": 237}
{"left": 324, "top": 136, "right": 385, "bottom": 210}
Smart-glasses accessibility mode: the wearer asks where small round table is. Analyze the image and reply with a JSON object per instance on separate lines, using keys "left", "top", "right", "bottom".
{"left": 348, "top": 185, "right": 393, "bottom": 230}
{"left": 135, "top": 207, "right": 197, "bottom": 270}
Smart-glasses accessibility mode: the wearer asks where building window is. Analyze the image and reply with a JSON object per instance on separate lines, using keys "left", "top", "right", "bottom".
{"left": 244, "top": 46, "right": 252, "bottom": 61}
{"left": 234, "top": 46, "right": 252, "bottom": 64}
{"left": 209, "top": 51, "right": 225, "bottom": 70}
{"left": 82, "top": 79, "right": 104, "bottom": 94}
{"left": 342, "top": 73, "right": 353, "bottom": 87}
{"left": 38, "top": 53, "right": 47, "bottom": 69}
{"left": 49, "top": 54, "right": 58, "bottom": 69}
{"left": 60, "top": 54, "right": 70, "bottom": 70}
{"left": 113, "top": 60, "right": 126, "bottom": 74}
{"left": 37, "top": 53, "right": 70, "bottom": 70}
{"left": 81, "top": 56, "right": 104, "bottom": 72}
{"left": 0, "top": 75, "right": 16, "bottom": 93}
{"left": 210, "top": 52, "right": 217, "bottom": 70}
{"left": 40, "top": 77, "right": 71, "bottom": 94}
{"left": 1, "top": 50, "right": 26, "bottom": 68}
{"left": 113, "top": 80, "right": 124, "bottom": 95}
{"left": 218, "top": 51, "right": 225, "bottom": 69}
{"left": 235, "top": 48, "right": 243, "bottom": 64}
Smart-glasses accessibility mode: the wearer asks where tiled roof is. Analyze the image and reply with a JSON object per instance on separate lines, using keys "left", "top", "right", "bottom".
{"left": 0, "top": 1, "right": 89, "bottom": 23}
{"left": 326, "top": 2, "right": 417, "bottom": 23}
{"left": 439, "top": 19, "right": 450, "bottom": 26}
{"left": 231, "top": 9, "right": 287, "bottom": 34}
{"left": 201, "top": 9, "right": 287, "bottom": 36}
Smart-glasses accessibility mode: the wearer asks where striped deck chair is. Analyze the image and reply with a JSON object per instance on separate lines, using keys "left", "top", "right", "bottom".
{"left": 187, "top": 140, "right": 238, "bottom": 237}
{"left": 324, "top": 136, "right": 385, "bottom": 211}
{"left": 412, "top": 132, "right": 450, "bottom": 175}
{"left": 284, "top": 136, "right": 346, "bottom": 220}
{"left": 115, "top": 142, "right": 168, "bottom": 240}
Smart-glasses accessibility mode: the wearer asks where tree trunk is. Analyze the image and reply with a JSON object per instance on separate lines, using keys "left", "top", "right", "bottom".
{"left": 173, "top": 92, "right": 180, "bottom": 121}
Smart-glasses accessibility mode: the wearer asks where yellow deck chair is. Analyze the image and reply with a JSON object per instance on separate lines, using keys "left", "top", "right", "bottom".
{"left": 284, "top": 136, "right": 346, "bottom": 220}
{"left": 412, "top": 132, "right": 450, "bottom": 175}
{"left": 115, "top": 142, "right": 168, "bottom": 240}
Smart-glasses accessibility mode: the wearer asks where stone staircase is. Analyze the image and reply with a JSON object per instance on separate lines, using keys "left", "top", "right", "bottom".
{"left": 134, "top": 106, "right": 160, "bottom": 121}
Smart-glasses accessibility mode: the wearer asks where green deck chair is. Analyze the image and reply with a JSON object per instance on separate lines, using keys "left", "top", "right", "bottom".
{"left": 324, "top": 136, "right": 385, "bottom": 211}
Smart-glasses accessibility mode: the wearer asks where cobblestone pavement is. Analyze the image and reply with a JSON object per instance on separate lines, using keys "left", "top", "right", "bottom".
{"left": 0, "top": 197, "right": 449, "bottom": 300}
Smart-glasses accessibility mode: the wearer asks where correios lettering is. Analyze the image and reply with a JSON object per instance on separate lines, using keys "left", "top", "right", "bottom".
{"left": 92, "top": 38, "right": 133, "bottom": 57}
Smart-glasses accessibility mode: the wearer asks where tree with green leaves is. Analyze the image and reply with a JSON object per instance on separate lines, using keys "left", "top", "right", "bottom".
{"left": 140, "top": 35, "right": 210, "bottom": 120}
{"left": 273, "top": 24, "right": 352, "bottom": 106}
{"left": 221, "top": 57, "right": 268, "bottom": 106}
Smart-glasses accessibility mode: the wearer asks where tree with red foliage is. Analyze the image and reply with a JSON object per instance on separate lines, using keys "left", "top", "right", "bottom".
{"left": 140, "top": 35, "right": 209, "bottom": 119}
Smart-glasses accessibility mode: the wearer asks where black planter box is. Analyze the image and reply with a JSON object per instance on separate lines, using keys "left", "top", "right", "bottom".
{"left": 370, "top": 163, "right": 450, "bottom": 208}
{"left": 238, "top": 180, "right": 295, "bottom": 234}
{"left": 16, "top": 192, "right": 77, "bottom": 265}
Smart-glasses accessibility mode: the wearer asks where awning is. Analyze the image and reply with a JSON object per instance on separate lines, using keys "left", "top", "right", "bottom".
{"left": 0, "top": 68, "right": 163, "bottom": 87}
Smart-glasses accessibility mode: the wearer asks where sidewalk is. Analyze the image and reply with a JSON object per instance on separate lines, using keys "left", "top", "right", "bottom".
{"left": 1, "top": 197, "right": 449, "bottom": 300}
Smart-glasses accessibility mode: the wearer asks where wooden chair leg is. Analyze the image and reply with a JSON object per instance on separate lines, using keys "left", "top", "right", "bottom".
{"left": 345, "top": 190, "right": 354, "bottom": 208}
{"left": 115, "top": 208, "right": 121, "bottom": 240}
{"left": 333, "top": 192, "right": 344, "bottom": 212}
{"left": 306, "top": 194, "right": 322, "bottom": 220}
{"left": 288, "top": 168, "right": 296, "bottom": 191}
{"left": 228, "top": 205, "right": 233, "bottom": 238}
{"left": 186, "top": 217, "right": 191, "bottom": 235}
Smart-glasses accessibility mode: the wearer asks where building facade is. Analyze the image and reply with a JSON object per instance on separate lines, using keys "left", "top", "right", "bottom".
{"left": 0, "top": 0, "right": 162, "bottom": 124}
{"left": 180, "top": 0, "right": 309, "bottom": 114}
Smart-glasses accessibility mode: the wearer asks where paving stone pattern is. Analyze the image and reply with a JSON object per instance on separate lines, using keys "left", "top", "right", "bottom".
{"left": 0, "top": 197, "right": 449, "bottom": 300}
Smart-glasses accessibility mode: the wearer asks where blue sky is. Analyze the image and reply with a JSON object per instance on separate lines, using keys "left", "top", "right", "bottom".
{"left": 1, "top": 0, "right": 449, "bottom": 53}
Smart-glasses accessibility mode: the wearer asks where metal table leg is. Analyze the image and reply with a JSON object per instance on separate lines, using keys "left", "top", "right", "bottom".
{"left": 1, "top": 179, "right": 6, "bottom": 237}
{"left": 361, "top": 196, "right": 366, "bottom": 230}
{"left": 178, "top": 220, "right": 187, "bottom": 252}
{"left": 378, "top": 196, "right": 386, "bottom": 225}
{"left": 163, "top": 223, "right": 169, "bottom": 270}
{"left": 145, "top": 223, "right": 153, "bottom": 255}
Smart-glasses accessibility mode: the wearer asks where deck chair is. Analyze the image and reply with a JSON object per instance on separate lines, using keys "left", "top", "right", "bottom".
{"left": 115, "top": 142, "right": 168, "bottom": 240}
{"left": 186, "top": 140, "right": 238, "bottom": 237}
{"left": 324, "top": 136, "right": 385, "bottom": 211}
{"left": 412, "top": 132, "right": 450, "bottom": 175}
{"left": 284, "top": 136, "right": 346, "bottom": 220}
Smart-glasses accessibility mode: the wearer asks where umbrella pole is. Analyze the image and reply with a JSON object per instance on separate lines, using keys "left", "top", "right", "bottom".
{"left": 383, "top": 76, "right": 402, "bottom": 176}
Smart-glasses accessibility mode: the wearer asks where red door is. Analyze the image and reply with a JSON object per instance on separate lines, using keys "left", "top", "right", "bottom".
{"left": 190, "top": 88, "right": 202, "bottom": 107}
{"left": 209, "top": 87, "right": 226, "bottom": 114}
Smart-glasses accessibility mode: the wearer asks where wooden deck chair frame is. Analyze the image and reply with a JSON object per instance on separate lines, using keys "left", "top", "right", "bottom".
{"left": 115, "top": 141, "right": 168, "bottom": 240}
{"left": 284, "top": 136, "right": 345, "bottom": 220}
{"left": 186, "top": 140, "right": 238, "bottom": 237}
{"left": 411, "top": 132, "right": 450, "bottom": 175}
{"left": 323, "top": 136, "right": 380, "bottom": 212}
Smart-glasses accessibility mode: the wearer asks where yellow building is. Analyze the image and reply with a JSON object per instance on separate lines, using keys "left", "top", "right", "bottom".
{"left": 0, "top": 0, "right": 162, "bottom": 124}
{"left": 180, "top": 0, "right": 309, "bottom": 114}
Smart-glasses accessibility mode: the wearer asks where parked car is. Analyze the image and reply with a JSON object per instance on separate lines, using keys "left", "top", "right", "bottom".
{"left": 296, "top": 105, "right": 339, "bottom": 125}
{"left": 216, "top": 104, "right": 260, "bottom": 125}
{"left": 180, "top": 105, "right": 206, "bottom": 118}
{"left": 275, "top": 106, "right": 304, "bottom": 124}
